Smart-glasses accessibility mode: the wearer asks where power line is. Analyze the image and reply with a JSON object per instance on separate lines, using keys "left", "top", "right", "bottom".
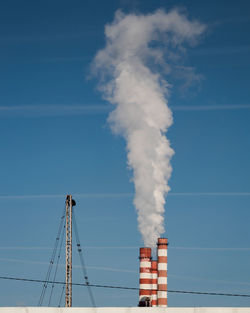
{"left": 58, "top": 283, "right": 65, "bottom": 307}
{"left": 72, "top": 208, "right": 96, "bottom": 307}
{"left": 38, "top": 204, "right": 66, "bottom": 306}
{"left": 1, "top": 275, "right": 250, "bottom": 298}
{"left": 48, "top": 218, "right": 66, "bottom": 306}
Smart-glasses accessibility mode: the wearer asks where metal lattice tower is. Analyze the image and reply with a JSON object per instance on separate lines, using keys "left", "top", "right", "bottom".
{"left": 65, "top": 194, "right": 75, "bottom": 307}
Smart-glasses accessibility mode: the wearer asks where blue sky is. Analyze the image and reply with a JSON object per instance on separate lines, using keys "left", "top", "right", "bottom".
{"left": 0, "top": 0, "right": 250, "bottom": 308}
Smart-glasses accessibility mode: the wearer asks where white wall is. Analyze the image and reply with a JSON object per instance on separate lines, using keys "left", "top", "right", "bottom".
{"left": 1, "top": 308, "right": 250, "bottom": 313}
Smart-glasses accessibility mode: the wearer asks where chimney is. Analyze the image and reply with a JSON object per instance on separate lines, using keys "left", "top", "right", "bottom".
{"left": 157, "top": 238, "right": 168, "bottom": 307}
{"left": 151, "top": 260, "right": 158, "bottom": 307}
{"left": 138, "top": 247, "right": 152, "bottom": 307}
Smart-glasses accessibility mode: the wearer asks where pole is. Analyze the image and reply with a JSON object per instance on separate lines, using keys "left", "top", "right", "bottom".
{"left": 65, "top": 195, "right": 72, "bottom": 307}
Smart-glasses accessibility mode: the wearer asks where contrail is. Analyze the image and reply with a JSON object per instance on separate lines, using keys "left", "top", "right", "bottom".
{"left": 0, "top": 257, "right": 136, "bottom": 274}
{"left": 171, "top": 104, "right": 250, "bottom": 111}
{"left": 0, "top": 104, "right": 249, "bottom": 118}
{"left": 0, "top": 105, "right": 110, "bottom": 116}
{"left": 0, "top": 257, "right": 249, "bottom": 288}
{"left": 169, "top": 273, "right": 250, "bottom": 287}
{"left": 93, "top": 9, "right": 205, "bottom": 247}
{"left": 0, "top": 246, "right": 250, "bottom": 251}
{"left": 0, "top": 192, "right": 133, "bottom": 200}
{"left": 0, "top": 192, "right": 249, "bottom": 201}
{"left": 170, "top": 247, "right": 250, "bottom": 251}
{"left": 169, "top": 192, "right": 250, "bottom": 196}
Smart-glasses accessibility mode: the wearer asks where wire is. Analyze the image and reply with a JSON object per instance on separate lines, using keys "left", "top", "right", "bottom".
{"left": 1, "top": 275, "right": 250, "bottom": 298}
{"left": 58, "top": 284, "right": 65, "bottom": 307}
{"left": 72, "top": 208, "right": 96, "bottom": 307}
{"left": 38, "top": 205, "right": 66, "bottom": 306}
{"left": 48, "top": 219, "right": 66, "bottom": 306}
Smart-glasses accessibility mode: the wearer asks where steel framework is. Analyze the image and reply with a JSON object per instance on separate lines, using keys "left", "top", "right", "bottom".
{"left": 65, "top": 195, "right": 73, "bottom": 307}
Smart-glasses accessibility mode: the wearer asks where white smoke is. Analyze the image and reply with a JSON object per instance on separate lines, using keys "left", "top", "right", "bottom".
{"left": 93, "top": 9, "right": 205, "bottom": 247}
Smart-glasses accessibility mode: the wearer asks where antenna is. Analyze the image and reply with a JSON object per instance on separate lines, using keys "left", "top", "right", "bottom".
{"left": 65, "top": 195, "right": 76, "bottom": 307}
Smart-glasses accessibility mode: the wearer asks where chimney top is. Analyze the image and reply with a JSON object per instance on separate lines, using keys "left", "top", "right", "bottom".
{"left": 157, "top": 238, "right": 168, "bottom": 246}
{"left": 151, "top": 260, "right": 158, "bottom": 270}
{"left": 139, "top": 247, "right": 151, "bottom": 259}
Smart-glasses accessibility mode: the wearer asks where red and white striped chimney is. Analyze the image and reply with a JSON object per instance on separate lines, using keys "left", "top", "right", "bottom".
{"left": 157, "top": 238, "right": 168, "bottom": 307}
{"left": 151, "top": 260, "right": 158, "bottom": 307}
{"left": 139, "top": 247, "right": 152, "bottom": 306}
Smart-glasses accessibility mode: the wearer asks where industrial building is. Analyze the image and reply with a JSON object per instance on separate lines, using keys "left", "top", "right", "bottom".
{"left": 139, "top": 238, "right": 168, "bottom": 307}
{"left": 1, "top": 197, "right": 249, "bottom": 312}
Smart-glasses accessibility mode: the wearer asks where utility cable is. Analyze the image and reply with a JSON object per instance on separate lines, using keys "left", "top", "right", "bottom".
{"left": 58, "top": 284, "right": 65, "bottom": 307}
{"left": 72, "top": 208, "right": 96, "bottom": 307}
{"left": 38, "top": 205, "right": 66, "bottom": 306}
{"left": 1, "top": 275, "right": 250, "bottom": 298}
{"left": 48, "top": 219, "right": 66, "bottom": 306}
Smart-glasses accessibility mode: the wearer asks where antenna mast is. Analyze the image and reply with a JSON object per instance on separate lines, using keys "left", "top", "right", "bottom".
{"left": 65, "top": 194, "right": 76, "bottom": 307}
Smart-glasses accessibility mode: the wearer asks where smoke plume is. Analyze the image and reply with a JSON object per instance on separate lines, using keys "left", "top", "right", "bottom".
{"left": 93, "top": 9, "right": 205, "bottom": 247}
